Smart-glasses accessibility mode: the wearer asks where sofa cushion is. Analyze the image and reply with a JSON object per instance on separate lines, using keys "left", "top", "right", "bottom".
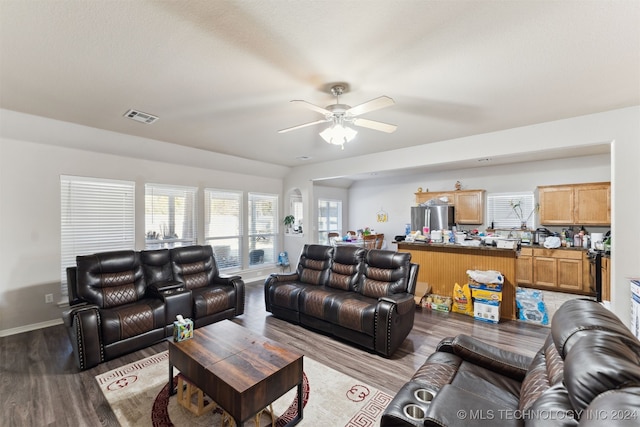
{"left": 327, "top": 245, "right": 364, "bottom": 291}
{"left": 359, "top": 250, "right": 412, "bottom": 298}
{"left": 564, "top": 332, "right": 640, "bottom": 414}
{"left": 76, "top": 250, "right": 146, "bottom": 308}
{"left": 100, "top": 298, "right": 165, "bottom": 344}
{"left": 192, "top": 286, "right": 235, "bottom": 318}
{"left": 519, "top": 334, "right": 564, "bottom": 411}
{"left": 170, "top": 246, "right": 217, "bottom": 290}
{"left": 296, "top": 244, "right": 334, "bottom": 286}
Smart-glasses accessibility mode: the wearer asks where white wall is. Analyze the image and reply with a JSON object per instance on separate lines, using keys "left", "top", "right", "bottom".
{"left": 0, "top": 132, "right": 284, "bottom": 335}
{"left": 348, "top": 153, "right": 611, "bottom": 248}
{"left": 285, "top": 107, "right": 640, "bottom": 328}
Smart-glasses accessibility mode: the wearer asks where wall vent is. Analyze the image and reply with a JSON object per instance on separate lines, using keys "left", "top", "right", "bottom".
{"left": 124, "top": 109, "right": 159, "bottom": 124}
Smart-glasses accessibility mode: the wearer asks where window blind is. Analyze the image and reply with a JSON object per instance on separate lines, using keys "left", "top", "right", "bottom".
{"left": 486, "top": 192, "right": 536, "bottom": 229}
{"left": 248, "top": 193, "right": 278, "bottom": 265}
{"left": 60, "top": 175, "right": 135, "bottom": 298}
{"left": 145, "top": 183, "right": 197, "bottom": 249}
{"left": 204, "top": 189, "right": 242, "bottom": 270}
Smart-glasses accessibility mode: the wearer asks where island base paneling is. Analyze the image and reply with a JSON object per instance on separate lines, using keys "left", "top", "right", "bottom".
{"left": 398, "top": 243, "right": 517, "bottom": 320}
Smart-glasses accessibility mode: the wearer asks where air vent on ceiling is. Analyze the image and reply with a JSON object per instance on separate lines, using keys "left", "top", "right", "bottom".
{"left": 124, "top": 109, "right": 159, "bottom": 124}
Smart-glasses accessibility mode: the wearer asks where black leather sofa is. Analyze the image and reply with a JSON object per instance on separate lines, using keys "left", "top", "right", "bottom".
{"left": 264, "top": 244, "right": 418, "bottom": 357}
{"left": 381, "top": 298, "right": 640, "bottom": 426}
{"left": 63, "top": 245, "right": 245, "bottom": 370}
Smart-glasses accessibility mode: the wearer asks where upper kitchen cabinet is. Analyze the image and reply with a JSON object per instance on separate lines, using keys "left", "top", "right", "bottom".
{"left": 538, "top": 182, "right": 610, "bottom": 226}
{"left": 415, "top": 189, "right": 485, "bottom": 224}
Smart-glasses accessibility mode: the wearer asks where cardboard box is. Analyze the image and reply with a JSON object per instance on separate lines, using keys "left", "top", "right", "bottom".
{"left": 173, "top": 319, "right": 194, "bottom": 342}
{"left": 471, "top": 288, "right": 502, "bottom": 302}
{"left": 468, "top": 281, "right": 503, "bottom": 292}
{"left": 474, "top": 299, "right": 500, "bottom": 324}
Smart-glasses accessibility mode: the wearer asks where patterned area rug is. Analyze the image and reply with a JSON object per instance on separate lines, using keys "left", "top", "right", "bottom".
{"left": 96, "top": 351, "right": 391, "bottom": 426}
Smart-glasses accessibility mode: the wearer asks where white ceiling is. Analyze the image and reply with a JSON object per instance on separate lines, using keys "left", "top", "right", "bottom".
{"left": 1, "top": 1, "right": 638, "bottom": 174}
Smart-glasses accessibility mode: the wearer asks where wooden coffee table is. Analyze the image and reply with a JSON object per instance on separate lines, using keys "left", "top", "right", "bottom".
{"left": 168, "top": 320, "right": 304, "bottom": 425}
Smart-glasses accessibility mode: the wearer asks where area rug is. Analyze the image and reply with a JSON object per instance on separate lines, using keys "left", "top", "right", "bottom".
{"left": 96, "top": 351, "right": 392, "bottom": 426}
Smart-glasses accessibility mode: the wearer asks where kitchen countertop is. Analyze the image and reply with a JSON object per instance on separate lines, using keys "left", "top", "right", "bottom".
{"left": 396, "top": 241, "right": 592, "bottom": 253}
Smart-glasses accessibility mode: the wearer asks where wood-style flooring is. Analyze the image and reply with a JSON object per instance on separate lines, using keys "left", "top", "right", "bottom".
{"left": 0, "top": 281, "right": 549, "bottom": 426}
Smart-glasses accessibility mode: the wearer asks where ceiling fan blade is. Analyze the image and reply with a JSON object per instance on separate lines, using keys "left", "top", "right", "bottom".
{"left": 352, "top": 118, "right": 397, "bottom": 133}
{"left": 347, "top": 96, "right": 395, "bottom": 116}
{"left": 290, "top": 100, "right": 331, "bottom": 115}
{"left": 278, "top": 119, "right": 330, "bottom": 133}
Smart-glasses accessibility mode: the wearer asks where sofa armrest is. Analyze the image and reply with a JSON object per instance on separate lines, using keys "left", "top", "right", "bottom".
{"left": 380, "top": 294, "right": 416, "bottom": 315}
{"left": 435, "top": 336, "right": 456, "bottom": 353}
{"left": 148, "top": 280, "right": 184, "bottom": 295}
{"left": 424, "top": 384, "right": 522, "bottom": 427}
{"left": 450, "top": 334, "right": 532, "bottom": 381}
{"left": 62, "top": 304, "right": 103, "bottom": 371}
{"left": 267, "top": 272, "right": 300, "bottom": 283}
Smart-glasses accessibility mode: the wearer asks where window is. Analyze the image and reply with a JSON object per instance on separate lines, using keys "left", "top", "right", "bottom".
{"left": 318, "top": 199, "right": 342, "bottom": 244}
{"left": 248, "top": 193, "right": 278, "bottom": 266}
{"left": 205, "top": 189, "right": 242, "bottom": 270}
{"left": 60, "top": 176, "right": 135, "bottom": 298}
{"left": 487, "top": 192, "right": 536, "bottom": 229}
{"left": 145, "top": 184, "right": 197, "bottom": 249}
{"left": 290, "top": 192, "right": 303, "bottom": 233}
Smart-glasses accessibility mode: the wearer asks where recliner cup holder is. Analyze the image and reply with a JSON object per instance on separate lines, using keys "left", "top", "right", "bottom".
{"left": 403, "top": 404, "right": 426, "bottom": 420}
{"left": 414, "top": 388, "right": 435, "bottom": 403}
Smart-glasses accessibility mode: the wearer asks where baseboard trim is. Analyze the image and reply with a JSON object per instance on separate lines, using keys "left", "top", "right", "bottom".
{"left": 0, "top": 318, "right": 63, "bottom": 337}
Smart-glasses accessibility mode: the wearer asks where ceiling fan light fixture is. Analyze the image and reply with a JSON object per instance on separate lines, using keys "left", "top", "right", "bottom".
{"left": 319, "top": 123, "right": 357, "bottom": 149}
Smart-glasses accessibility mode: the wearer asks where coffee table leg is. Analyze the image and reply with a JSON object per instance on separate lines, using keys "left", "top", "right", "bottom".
{"left": 168, "top": 362, "right": 175, "bottom": 396}
{"left": 282, "top": 381, "right": 303, "bottom": 426}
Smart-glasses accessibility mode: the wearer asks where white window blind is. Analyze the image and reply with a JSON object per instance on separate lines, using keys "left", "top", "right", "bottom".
{"left": 205, "top": 189, "right": 242, "bottom": 270}
{"left": 486, "top": 192, "right": 536, "bottom": 229}
{"left": 248, "top": 193, "right": 278, "bottom": 266}
{"left": 60, "top": 175, "right": 135, "bottom": 298}
{"left": 145, "top": 184, "right": 197, "bottom": 249}
{"left": 317, "top": 199, "right": 342, "bottom": 244}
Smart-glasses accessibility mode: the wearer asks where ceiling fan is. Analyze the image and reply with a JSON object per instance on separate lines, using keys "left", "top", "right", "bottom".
{"left": 278, "top": 84, "right": 397, "bottom": 148}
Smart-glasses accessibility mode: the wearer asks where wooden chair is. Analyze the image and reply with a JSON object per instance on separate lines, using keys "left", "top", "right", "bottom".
{"left": 328, "top": 232, "right": 340, "bottom": 245}
{"left": 363, "top": 234, "right": 377, "bottom": 249}
{"left": 375, "top": 233, "right": 385, "bottom": 249}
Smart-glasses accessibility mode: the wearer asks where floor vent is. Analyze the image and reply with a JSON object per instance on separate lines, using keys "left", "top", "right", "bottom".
{"left": 123, "top": 109, "right": 159, "bottom": 124}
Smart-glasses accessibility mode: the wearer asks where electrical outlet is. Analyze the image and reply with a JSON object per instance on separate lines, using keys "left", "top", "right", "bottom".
{"left": 45, "top": 293, "right": 54, "bottom": 304}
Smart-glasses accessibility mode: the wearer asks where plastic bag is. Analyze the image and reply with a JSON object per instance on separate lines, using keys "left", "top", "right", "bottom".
{"left": 543, "top": 236, "right": 561, "bottom": 249}
{"left": 516, "top": 287, "right": 549, "bottom": 325}
{"left": 452, "top": 283, "right": 474, "bottom": 316}
{"left": 466, "top": 270, "right": 504, "bottom": 285}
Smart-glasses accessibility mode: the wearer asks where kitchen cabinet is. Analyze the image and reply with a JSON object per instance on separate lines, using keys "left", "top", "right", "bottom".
{"left": 518, "top": 248, "right": 589, "bottom": 294}
{"left": 516, "top": 247, "right": 533, "bottom": 285}
{"left": 538, "top": 182, "right": 610, "bottom": 225}
{"left": 415, "top": 189, "right": 485, "bottom": 224}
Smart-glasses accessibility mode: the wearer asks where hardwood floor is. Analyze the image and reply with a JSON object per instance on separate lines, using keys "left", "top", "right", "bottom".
{"left": 0, "top": 281, "right": 549, "bottom": 426}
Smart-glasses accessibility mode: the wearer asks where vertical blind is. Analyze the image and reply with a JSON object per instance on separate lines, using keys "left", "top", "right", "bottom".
{"left": 248, "top": 193, "right": 278, "bottom": 265}
{"left": 60, "top": 175, "right": 135, "bottom": 298}
{"left": 486, "top": 192, "right": 536, "bottom": 229}
{"left": 145, "top": 184, "right": 197, "bottom": 249}
{"left": 204, "top": 189, "right": 242, "bottom": 270}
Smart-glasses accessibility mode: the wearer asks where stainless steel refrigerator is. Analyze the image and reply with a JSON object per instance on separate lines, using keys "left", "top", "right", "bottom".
{"left": 411, "top": 205, "right": 455, "bottom": 232}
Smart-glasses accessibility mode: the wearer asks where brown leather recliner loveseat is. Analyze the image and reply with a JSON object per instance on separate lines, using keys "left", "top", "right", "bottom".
{"left": 264, "top": 244, "right": 418, "bottom": 357}
{"left": 380, "top": 298, "right": 640, "bottom": 426}
{"left": 63, "top": 245, "right": 244, "bottom": 370}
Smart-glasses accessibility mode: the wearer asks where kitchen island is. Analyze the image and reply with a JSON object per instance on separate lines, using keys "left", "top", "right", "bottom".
{"left": 397, "top": 242, "right": 518, "bottom": 320}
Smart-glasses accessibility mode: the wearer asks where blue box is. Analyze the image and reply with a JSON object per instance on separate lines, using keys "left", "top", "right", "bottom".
{"left": 173, "top": 319, "right": 193, "bottom": 342}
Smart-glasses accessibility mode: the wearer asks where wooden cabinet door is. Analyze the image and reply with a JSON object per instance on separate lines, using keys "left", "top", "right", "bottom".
{"left": 574, "top": 183, "right": 611, "bottom": 225}
{"left": 455, "top": 191, "right": 484, "bottom": 224}
{"left": 557, "top": 258, "right": 583, "bottom": 291}
{"left": 533, "top": 257, "right": 557, "bottom": 287}
{"left": 516, "top": 252, "right": 533, "bottom": 285}
{"left": 539, "top": 185, "right": 574, "bottom": 225}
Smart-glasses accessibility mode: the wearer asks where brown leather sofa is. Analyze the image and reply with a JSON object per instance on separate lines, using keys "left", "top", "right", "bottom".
{"left": 264, "top": 244, "right": 418, "bottom": 357}
{"left": 63, "top": 245, "right": 245, "bottom": 370}
{"left": 380, "top": 298, "right": 640, "bottom": 426}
